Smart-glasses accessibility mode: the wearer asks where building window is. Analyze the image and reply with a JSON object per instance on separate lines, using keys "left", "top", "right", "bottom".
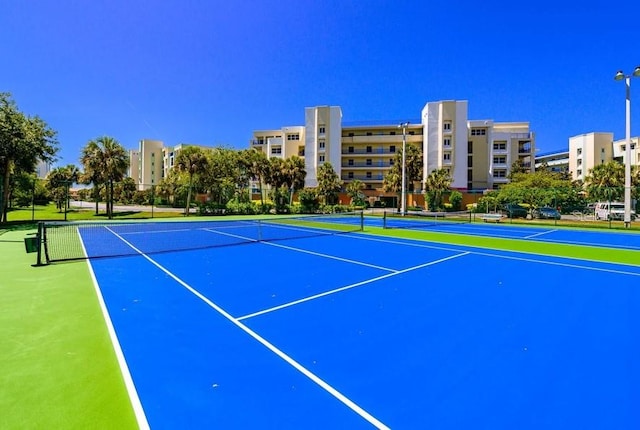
{"left": 348, "top": 146, "right": 354, "bottom": 153}
{"left": 366, "top": 172, "right": 372, "bottom": 179}
{"left": 577, "top": 169, "right": 582, "bottom": 176}
{"left": 443, "top": 122, "right": 451, "bottom": 131}
{"left": 493, "top": 142, "right": 507, "bottom": 150}
{"left": 471, "top": 128, "right": 486, "bottom": 136}
{"left": 493, "top": 156, "right": 506, "bottom": 164}
{"left": 390, "top": 131, "right": 396, "bottom": 135}
{"left": 366, "top": 146, "right": 372, "bottom": 153}
{"left": 468, "top": 141, "right": 473, "bottom": 153}
{"left": 390, "top": 145, "right": 396, "bottom": 153}
{"left": 366, "top": 159, "right": 372, "bottom": 166}
{"left": 390, "top": 159, "right": 395, "bottom": 166}
{"left": 493, "top": 170, "right": 507, "bottom": 178}
{"left": 319, "top": 126, "right": 325, "bottom": 134}
{"left": 287, "top": 133, "right": 300, "bottom": 141}
{"left": 443, "top": 138, "right": 451, "bottom": 147}
{"left": 319, "top": 141, "right": 325, "bottom": 149}
{"left": 577, "top": 159, "right": 582, "bottom": 166}
{"left": 366, "top": 132, "right": 372, "bottom": 136}
{"left": 319, "top": 155, "right": 325, "bottom": 163}
{"left": 348, "top": 172, "right": 354, "bottom": 179}
{"left": 271, "top": 147, "right": 282, "bottom": 154}
{"left": 298, "top": 146, "right": 305, "bottom": 156}
{"left": 577, "top": 148, "right": 582, "bottom": 155}
{"left": 348, "top": 132, "right": 354, "bottom": 137}
{"left": 468, "top": 155, "right": 473, "bottom": 167}
{"left": 348, "top": 159, "right": 354, "bottom": 166}
{"left": 443, "top": 152, "right": 451, "bottom": 161}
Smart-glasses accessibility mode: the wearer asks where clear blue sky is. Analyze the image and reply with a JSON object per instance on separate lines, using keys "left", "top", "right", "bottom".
{"left": 2, "top": 0, "right": 639, "bottom": 166}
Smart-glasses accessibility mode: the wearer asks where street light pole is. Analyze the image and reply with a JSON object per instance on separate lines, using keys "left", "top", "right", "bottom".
{"left": 615, "top": 66, "right": 640, "bottom": 228}
{"left": 398, "top": 122, "right": 409, "bottom": 215}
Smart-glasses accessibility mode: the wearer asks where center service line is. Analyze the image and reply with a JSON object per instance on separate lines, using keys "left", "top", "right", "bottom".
{"left": 237, "top": 252, "right": 471, "bottom": 321}
{"left": 105, "top": 227, "right": 391, "bottom": 430}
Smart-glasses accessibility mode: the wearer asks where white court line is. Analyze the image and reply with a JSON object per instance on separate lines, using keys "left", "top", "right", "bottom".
{"left": 237, "top": 252, "right": 471, "bottom": 321}
{"left": 204, "top": 228, "right": 398, "bottom": 273}
{"left": 525, "top": 229, "right": 557, "bottom": 239}
{"left": 104, "top": 227, "right": 391, "bottom": 430}
{"left": 82, "top": 229, "right": 150, "bottom": 430}
{"left": 345, "top": 233, "right": 640, "bottom": 274}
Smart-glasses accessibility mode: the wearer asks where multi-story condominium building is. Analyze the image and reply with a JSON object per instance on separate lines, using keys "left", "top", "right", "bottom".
{"left": 251, "top": 101, "right": 536, "bottom": 198}
{"left": 130, "top": 140, "right": 218, "bottom": 190}
{"left": 612, "top": 136, "right": 639, "bottom": 167}
{"left": 569, "top": 132, "right": 614, "bottom": 182}
{"left": 133, "top": 139, "right": 164, "bottom": 190}
{"left": 536, "top": 150, "right": 569, "bottom": 173}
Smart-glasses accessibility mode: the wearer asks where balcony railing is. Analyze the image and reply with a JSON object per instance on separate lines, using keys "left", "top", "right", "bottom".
{"left": 342, "top": 174, "right": 384, "bottom": 181}
{"left": 342, "top": 161, "right": 393, "bottom": 168}
{"left": 342, "top": 148, "right": 396, "bottom": 155}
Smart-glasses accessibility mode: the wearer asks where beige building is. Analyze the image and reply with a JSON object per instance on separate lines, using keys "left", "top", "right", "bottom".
{"left": 130, "top": 140, "right": 218, "bottom": 190}
{"left": 251, "top": 101, "right": 536, "bottom": 197}
{"left": 568, "top": 132, "right": 614, "bottom": 182}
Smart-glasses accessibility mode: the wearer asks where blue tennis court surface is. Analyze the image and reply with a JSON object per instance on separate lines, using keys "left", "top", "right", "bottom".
{"left": 83, "top": 222, "right": 640, "bottom": 429}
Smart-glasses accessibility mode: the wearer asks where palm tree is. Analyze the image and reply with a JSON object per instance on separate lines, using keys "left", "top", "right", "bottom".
{"left": 240, "top": 149, "right": 270, "bottom": 205}
{"left": 80, "top": 139, "right": 104, "bottom": 215}
{"left": 424, "top": 168, "right": 451, "bottom": 211}
{"left": 175, "top": 146, "right": 208, "bottom": 216}
{"left": 585, "top": 161, "right": 624, "bottom": 203}
{"left": 83, "top": 136, "right": 129, "bottom": 219}
{"left": 316, "top": 162, "right": 342, "bottom": 206}
{"left": 346, "top": 179, "right": 365, "bottom": 206}
{"left": 282, "top": 156, "right": 306, "bottom": 205}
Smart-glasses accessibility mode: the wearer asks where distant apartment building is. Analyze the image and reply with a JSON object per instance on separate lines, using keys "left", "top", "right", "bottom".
{"left": 567, "top": 132, "right": 640, "bottom": 182}
{"left": 569, "top": 132, "right": 614, "bottom": 182}
{"left": 535, "top": 150, "right": 569, "bottom": 173}
{"left": 251, "top": 101, "right": 536, "bottom": 196}
{"left": 130, "top": 140, "right": 219, "bottom": 190}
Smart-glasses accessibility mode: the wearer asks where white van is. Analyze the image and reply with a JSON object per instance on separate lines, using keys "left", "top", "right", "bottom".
{"left": 594, "top": 201, "right": 637, "bottom": 221}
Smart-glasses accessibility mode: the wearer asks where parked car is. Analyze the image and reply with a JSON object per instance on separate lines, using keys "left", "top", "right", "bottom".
{"left": 533, "top": 206, "right": 561, "bottom": 220}
{"left": 502, "top": 203, "right": 528, "bottom": 218}
{"left": 594, "top": 201, "right": 637, "bottom": 221}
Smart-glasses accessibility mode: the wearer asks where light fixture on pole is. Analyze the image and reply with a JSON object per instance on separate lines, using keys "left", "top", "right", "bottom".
{"left": 398, "top": 121, "right": 409, "bottom": 215}
{"left": 614, "top": 66, "right": 640, "bottom": 228}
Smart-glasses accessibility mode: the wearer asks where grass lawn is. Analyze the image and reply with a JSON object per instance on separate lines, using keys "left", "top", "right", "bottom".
{"left": 0, "top": 228, "right": 139, "bottom": 429}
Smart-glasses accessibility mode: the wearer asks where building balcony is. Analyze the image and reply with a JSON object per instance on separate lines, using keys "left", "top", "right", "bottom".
{"left": 342, "top": 174, "right": 384, "bottom": 181}
{"left": 342, "top": 161, "right": 393, "bottom": 168}
{"left": 342, "top": 148, "right": 400, "bottom": 155}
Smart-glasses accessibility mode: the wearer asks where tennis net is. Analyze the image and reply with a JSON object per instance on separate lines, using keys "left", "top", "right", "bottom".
{"left": 383, "top": 210, "right": 471, "bottom": 230}
{"left": 37, "top": 212, "right": 363, "bottom": 264}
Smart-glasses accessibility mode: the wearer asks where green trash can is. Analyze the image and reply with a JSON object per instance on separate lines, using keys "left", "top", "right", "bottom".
{"left": 24, "top": 236, "right": 39, "bottom": 253}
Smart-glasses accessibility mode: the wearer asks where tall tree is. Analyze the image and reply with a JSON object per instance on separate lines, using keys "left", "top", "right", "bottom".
{"left": 84, "top": 136, "right": 129, "bottom": 219}
{"left": 424, "top": 168, "right": 451, "bottom": 210}
{"left": 45, "top": 165, "right": 77, "bottom": 212}
{"left": 175, "top": 146, "right": 209, "bottom": 216}
{"left": 80, "top": 139, "right": 105, "bottom": 215}
{"left": 316, "top": 162, "right": 342, "bottom": 205}
{"left": 0, "top": 92, "right": 58, "bottom": 222}
{"left": 585, "top": 161, "right": 625, "bottom": 203}
{"left": 346, "top": 179, "right": 366, "bottom": 206}
{"left": 382, "top": 143, "right": 423, "bottom": 194}
{"left": 201, "top": 147, "right": 240, "bottom": 206}
{"left": 282, "top": 156, "right": 306, "bottom": 204}
{"left": 240, "top": 149, "right": 270, "bottom": 205}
